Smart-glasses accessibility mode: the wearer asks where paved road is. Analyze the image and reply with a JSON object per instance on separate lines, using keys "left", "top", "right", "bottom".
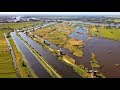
{"left": 4, "top": 33, "right": 21, "bottom": 78}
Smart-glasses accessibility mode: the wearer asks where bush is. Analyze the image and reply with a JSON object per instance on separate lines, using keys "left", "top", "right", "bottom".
{"left": 22, "top": 61, "right": 27, "bottom": 67}
{"left": 28, "top": 74, "right": 31, "bottom": 77}
{"left": 6, "top": 35, "right": 11, "bottom": 38}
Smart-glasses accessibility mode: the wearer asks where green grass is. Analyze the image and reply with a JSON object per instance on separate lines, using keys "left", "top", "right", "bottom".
{"left": 28, "top": 30, "right": 106, "bottom": 78}
{"left": 32, "top": 22, "right": 83, "bottom": 57}
{"left": 58, "top": 55, "right": 91, "bottom": 78}
{"left": 0, "top": 30, "right": 17, "bottom": 78}
{"left": 9, "top": 37, "right": 36, "bottom": 78}
{"left": 90, "top": 52, "right": 100, "bottom": 69}
{"left": 0, "top": 73, "right": 18, "bottom": 78}
{"left": 89, "top": 52, "right": 105, "bottom": 78}
{"left": 33, "top": 22, "right": 75, "bottom": 47}
{"left": 87, "top": 25, "right": 120, "bottom": 40}
{"left": 32, "top": 26, "right": 55, "bottom": 37}
{"left": 0, "top": 22, "right": 44, "bottom": 78}
{"left": 28, "top": 34, "right": 92, "bottom": 78}
{"left": 94, "top": 70, "right": 105, "bottom": 78}
{"left": 63, "top": 38, "right": 83, "bottom": 57}
{"left": 43, "top": 30, "right": 68, "bottom": 47}
{"left": 0, "top": 21, "right": 44, "bottom": 30}
{"left": 17, "top": 33, "right": 61, "bottom": 78}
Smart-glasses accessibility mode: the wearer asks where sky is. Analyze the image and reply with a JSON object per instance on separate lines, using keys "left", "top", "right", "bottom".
{"left": 0, "top": 12, "right": 120, "bottom": 16}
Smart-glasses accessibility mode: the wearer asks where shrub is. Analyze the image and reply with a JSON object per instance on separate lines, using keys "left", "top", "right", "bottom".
{"left": 22, "top": 61, "right": 27, "bottom": 67}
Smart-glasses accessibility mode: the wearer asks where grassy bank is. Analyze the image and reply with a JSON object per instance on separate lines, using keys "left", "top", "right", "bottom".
{"left": 44, "top": 45, "right": 91, "bottom": 78}
{"left": 27, "top": 33, "right": 92, "bottom": 78}
{"left": 33, "top": 22, "right": 75, "bottom": 47}
{"left": 63, "top": 38, "right": 83, "bottom": 57}
{"left": 32, "top": 22, "right": 83, "bottom": 57}
{"left": 32, "top": 25, "right": 55, "bottom": 37}
{"left": 90, "top": 52, "right": 100, "bottom": 69}
{"left": 34, "top": 34, "right": 106, "bottom": 78}
{"left": 9, "top": 37, "right": 37, "bottom": 78}
{"left": 0, "top": 30, "right": 17, "bottom": 78}
{"left": 90, "top": 52, "right": 105, "bottom": 78}
{"left": 86, "top": 25, "right": 120, "bottom": 40}
{"left": 58, "top": 55, "right": 91, "bottom": 78}
{"left": 17, "top": 33, "right": 61, "bottom": 78}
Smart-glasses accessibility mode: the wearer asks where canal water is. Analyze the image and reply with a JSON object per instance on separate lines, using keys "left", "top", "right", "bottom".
{"left": 18, "top": 32, "right": 81, "bottom": 78}
{"left": 33, "top": 25, "right": 120, "bottom": 78}
{"left": 26, "top": 22, "right": 120, "bottom": 78}
{"left": 10, "top": 32, "right": 52, "bottom": 78}
{"left": 69, "top": 26, "right": 120, "bottom": 78}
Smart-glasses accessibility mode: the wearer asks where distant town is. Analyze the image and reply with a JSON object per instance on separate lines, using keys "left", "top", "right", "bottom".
{"left": 1, "top": 15, "right": 120, "bottom": 25}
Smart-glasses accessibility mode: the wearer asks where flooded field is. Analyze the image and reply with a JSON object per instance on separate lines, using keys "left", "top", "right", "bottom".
{"left": 29, "top": 24, "right": 120, "bottom": 78}
{"left": 69, "top": 26, "right": 120, "bottom": 78}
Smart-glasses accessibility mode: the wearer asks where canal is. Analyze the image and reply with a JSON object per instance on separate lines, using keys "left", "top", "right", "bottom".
{"left": 10, "top": 32, "right": 52, "bottom": 78}
{"left": 24, "top": 22, "right": 120, "bottom": 78}
{"left": 69, "top": 26, "right": 120, "bottom": 78}
{"left": 32, "top": 25, "right": 120, "bottom": 78}
{"left": 18, "top": 32, "right": 81, "bottom": 78}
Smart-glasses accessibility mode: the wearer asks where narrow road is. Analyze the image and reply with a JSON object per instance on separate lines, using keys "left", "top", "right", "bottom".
{"left": 4, "top": 33, "right": 21, "bottom": 78}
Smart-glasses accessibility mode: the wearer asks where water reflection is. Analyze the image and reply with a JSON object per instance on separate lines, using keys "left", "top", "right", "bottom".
{"left": 11, "top": 32, "right": 52, "bottom": 78}
{"left": 18, "top": 32, "right": 81, "bottom": 78}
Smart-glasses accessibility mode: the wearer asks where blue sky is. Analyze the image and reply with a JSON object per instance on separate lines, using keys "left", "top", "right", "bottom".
{"left": 0, "top": 12, "right": 120, "bottom": 16}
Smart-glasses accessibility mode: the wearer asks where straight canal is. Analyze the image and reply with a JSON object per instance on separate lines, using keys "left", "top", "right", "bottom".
{"left": 11, "top": 32, "right": 52, "bottom": 78}
{"left": 18, "top": 32, "right": 81, "bottom": 78}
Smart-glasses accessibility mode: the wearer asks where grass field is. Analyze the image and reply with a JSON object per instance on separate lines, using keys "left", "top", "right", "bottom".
{"left": 90, "top": 52, "right": 100, "bottom": 69}
{"left": 17, "top": 33, "right": 61, "bottom": 78}
{"left": 89, "top": 52, "right": 105, "bottom": 78}
{"left": 32, "top": 26, "right": 55, "bottom": 37}
{"left": 0, "top": 30, "right": 17, "bottom": 78}
{"left": 32, "top": 22, "right": 84, "bottom": 57}
{"left": 0, "top": 21, "right": 44, "bottom": 30}
{"left": 33, "top": 22, "right": 75, "bottom": 46}
{"left": 58, "top": 55, "right": 91, "bottom": 78}
{"left": 43, "top": 30, "right": 68, "bottom": 47}
{"left": 27, "top": 33, "right": 92, "bottom": 78}
{"left": 86, "top": 25, "right": 120, "bottom": 40}
{"left": 63, "top": 38, "right": 83, "bottom": 57}
{"left": 0, "top": 22, "right": 43, "bottom": 78}
{"left": 28, "top": 26, "right": 106, "bottom": 78}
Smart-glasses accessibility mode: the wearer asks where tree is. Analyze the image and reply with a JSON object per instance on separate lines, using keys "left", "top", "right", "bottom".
{"left": 33, "top": 35, "right": 34, "bottom": 37}
{"left": 95, "top": 25, "right": 99, "bottom": 32}
{"left": 6, "top": 32, "right": 11, "bottom": 38}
